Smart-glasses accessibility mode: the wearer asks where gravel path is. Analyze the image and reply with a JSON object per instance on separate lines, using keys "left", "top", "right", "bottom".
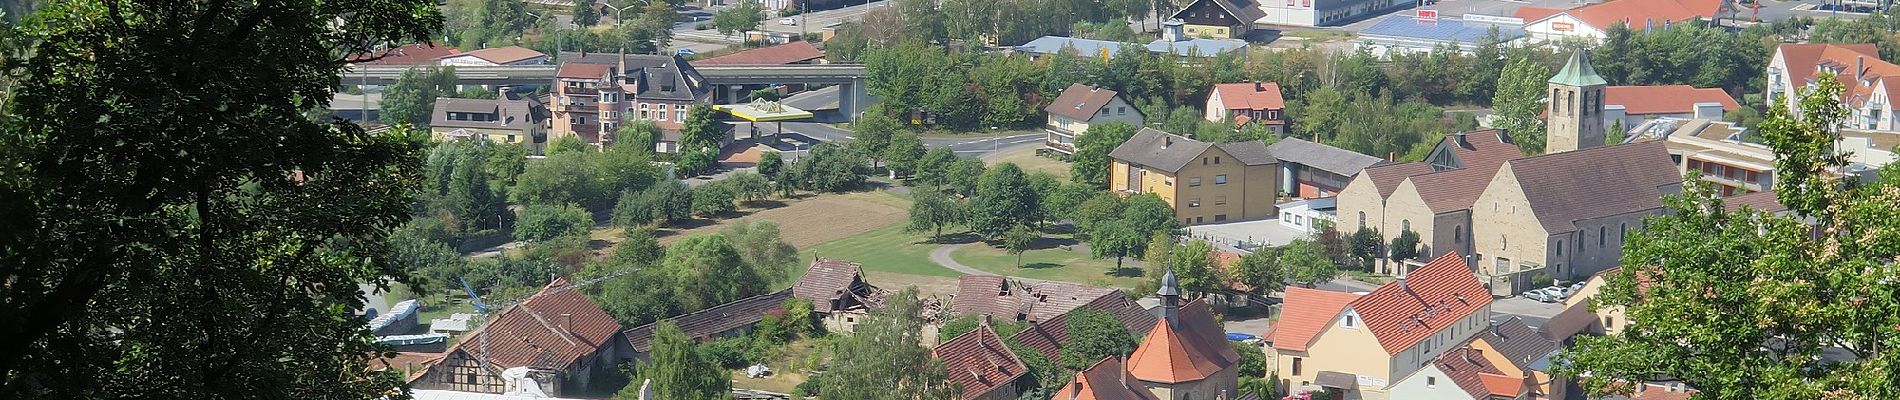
{"left": 928, "top": 243, "right": 1052, "bottom": 284}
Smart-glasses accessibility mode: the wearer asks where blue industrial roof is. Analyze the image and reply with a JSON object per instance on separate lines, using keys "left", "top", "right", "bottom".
{"left": 1146, "top": 38, "right": 1248, "bottom": 57}
{"left": 1017, "top": 36, "right": 1142, "bottom": 58}
{"left": 1359, "top": 15, "right": 1525, "bottom": 44}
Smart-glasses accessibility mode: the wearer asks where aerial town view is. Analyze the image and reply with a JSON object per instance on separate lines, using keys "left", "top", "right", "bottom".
{"left": 3, "top": 0, "right": 1900, "bottom": 398}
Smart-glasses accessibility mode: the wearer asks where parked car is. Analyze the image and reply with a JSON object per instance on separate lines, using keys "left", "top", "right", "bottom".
{"left": 779, "top": 17, "right": 797, "bottom": 25}
{"left": 1523, "top": 287, "right": 1561, "bottom": 303}
{"left": 676, "top": 48, "right": 697, "bottom": 56}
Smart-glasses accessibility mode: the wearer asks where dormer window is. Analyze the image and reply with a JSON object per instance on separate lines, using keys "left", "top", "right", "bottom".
{"left": 1340, "top": 309, "right": 1359, "bottom": 328}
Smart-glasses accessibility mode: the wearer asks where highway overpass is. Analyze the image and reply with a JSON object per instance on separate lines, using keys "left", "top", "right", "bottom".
{"left": 340, "top": 63, "right": 871, "bottom": 117}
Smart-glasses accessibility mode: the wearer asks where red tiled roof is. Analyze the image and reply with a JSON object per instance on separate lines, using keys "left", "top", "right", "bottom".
{"left": 1723, "top": 190, "right": 1786, "bottom": 213}
{"left": 455, "top": 46, "right": 547, "bottom": 64}
{"left": 1045, "top": 83, "right": 1128, "bottom": 121}
{"left": 1436, "top": 347, "right": 1511, "bottom": 399}
{"left": 694, "top": 41, "right": 825, "bottom": 65}
{"left": 1441, "top": 130, "right": 1523, "bottom": 173}
{"left": 1504, "top": 141, "right": 1679, "bottom": 233}
{"left": 348, "top": 42, "right": 459, "bottom": 65}
{"left": 1404, "top": 165, "right": 1499, "bottom": 214}
{"left": 450, "top": 278, "right": 624, "bottom": 370}
{"left": 1211, "top": 82, "right": 1286, "bottom": 111}
{"left": 374, "top": 352, "right": 445, "bottom": 382}
{"left": 1010, "top": 293, "right": 1157, "bottom": 362}
{"left": 1540, "top": 0, "right": 1721, "bottom": 31}
{"left": 1478, "top": 369, "right": 1529, "bottom": 397}
{"left": 792, "top": 258, "right": 872, "bottom": 313}
{"left": 1632, "top": 382, "right": 1698, "bottom": 400}
{"left": 1351, "top": 252, "right": 1493, "bottom": 354}
{"left": 934, "top": 326, "right": 1029, "bottom": 400}
{"left": 951, "top": 275, "right": 1120, "bottom": 323}
{"left": 1055, "top": 357, "right": 1162, "bottom": 400}
{"left": 1267, "top": 287, "right": 1360, "bottom": 352}
{"left": 1126, "top": 299, "right": 1238, "bottom": 384}
{"left": 1513, "top": 6, "right": 1563, "bottom": 22}
{"left": 556, "top": 62, "right": 614, "bottom": 80}
{"left": 1605, "top": 85, "right": 1739, "bottom": 115}
{"left": 1776, "top": 44, "right": 1900, "bottom": 114}
{"left": 1360, "top": 162, "right": 1435, "bottom": 199}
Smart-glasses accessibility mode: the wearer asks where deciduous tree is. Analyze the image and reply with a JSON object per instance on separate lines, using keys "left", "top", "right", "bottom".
{"left": 815, "top": 287, "right": 958, "bottom": 399}
{"left": 0, "top": 0, "right": 442, "bottom": 396}
{"left": 1005, "top": 224, "right": 1038, "bottom": 268}
{"left": 514, "top": 203, "right": 594, "bottom": 242}
{"left": 907, "top": 190, "right": 967, "bottom": 242}
{"left": 1070, "top": 122, "right": 1139, "bottom": 187}
{"left": 1494, "top": 54, "right": 1552, "bottom": 154}
{"left": 1058, "top": 308, "right": 1138, "bottom": 371}
{"left": 1280, "top": 240, "right": 1339, "bottom": 287}
{"left": 969, "top": 163, "right": 1041, "bottom": 238}
{"left": 1560, "top": 74, "right": 1900, "bottom": 400}
{"left": 627, "top": 321, "right": 730, "bottom": 400}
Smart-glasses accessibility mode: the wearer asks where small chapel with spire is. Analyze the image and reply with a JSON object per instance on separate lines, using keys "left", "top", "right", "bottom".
{"left": 1546, "top": 49, "right": 1609, "bottom": 155}
{"left": 1123, "top": 269, "right": 1243, "bottom": 399}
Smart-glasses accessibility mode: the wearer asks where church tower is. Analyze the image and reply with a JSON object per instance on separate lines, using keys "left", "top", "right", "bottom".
{"left": 1546, "top": 50, "right": 1607, "bottom": 154}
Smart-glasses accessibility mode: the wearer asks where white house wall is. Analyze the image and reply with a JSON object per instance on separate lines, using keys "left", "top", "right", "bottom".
{"left": 1523, "top": 14, "right": 1603, "bottom": 44}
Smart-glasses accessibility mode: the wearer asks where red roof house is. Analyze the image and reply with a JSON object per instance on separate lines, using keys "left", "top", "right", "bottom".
{"left": 1124, "top": 270, "right": 1241, "bottom": 397}
{"left": 933, "top": 325, "right": 1030, "bottom": 400}
{"left": 1205, "top": 82, "right": 1287, "bottom": 129}
{"left": 410, "top": 278, "right": 632, "bottom": 396}
{"left": 1604, "top": 85, "right": 1739, "bottom": 117}
{"left": 1053, "top": 357, "right": 1164, "bottom": 400}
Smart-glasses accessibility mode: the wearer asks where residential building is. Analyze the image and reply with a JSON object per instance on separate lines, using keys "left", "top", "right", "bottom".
{"left": 1838, "top": 129, "right": 1900, "bottom": 172}
{"left": 1560, "top": 267, "right": 1634, "bottom": 337}
{"left": 1170, "top": 0, "right": 1266, "bottom": 39}
{"left": 1045, "top": 84, "right": 1145, "bottom": 154}
{"left": 1603, "top": 85, "right": 1739, "bottom": 131}
{"left": 1205, "top": 81, "right": 1287, "bottom": 132}
{"left": 1635, "top": 118, "right": 1773, "bottom": 196}
{"left": 1334, "top": 131, "right": 1519, "bottom": 275}
{"left": 1053, "top": 357, "right": 1164, "bottom": 400}
{"left": 1357, "top": 14, "right": 1527, "bottom": 56}
{"left": 1256, "top": 0, "right": 1413, "bottom": 27}
{"left": 549, "top": 53, "right": 712, "bottom": 151}
{"left": 429, "top": 92, "right": 549, "bottom": 152}
{"left": 1013, "top": 36, "right": 1141, "bottom": 61}
{"left": 1109, "top": 128, "right": 1279, "bottom": 226}
{"left": 1466, "top": 318, "right": 1563, "bottom": 400}
{"left": 624, "top": 290, "right": 794, "bottom": 360}
{"left": 1768, "top": 43, "right": 1900, "bottom": 131}
{"left": 1264, "top": 137, "right": 1383, "bottom": 198}
{"left": 1386, "top": 347, "right": 1533, "bottom": 400}
{"left": 410, "top": 279, "right": 632, "bottom": 396}
{"left": 933, "top": 324, "right": 1030, "bottom": 400}
{"left": 1515, "top": 0, "right": 1725, "bottom": 43}
{"left": 1277, "top": 197, "right": 1337, "bottom": 235}
{"left": 1126, "top": 270, "right": 1241, "bottom": 399}
{"left": 438, "top": 46, "right": 549, "bottom": 66}
{"left": 790, "top": 258, "right": 884, "bottom": 334}
{"left": 1266, "top": 252, "right": 1494, "bottom": 400}
{"left": 1470, "top": 141, "right": 1681, "bottom": 283}
{"left": 1548, "top": 50, "right": 1609, "bottom": 155}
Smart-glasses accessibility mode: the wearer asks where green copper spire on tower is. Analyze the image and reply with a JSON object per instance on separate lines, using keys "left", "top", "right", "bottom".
{"left": 1549, "top": 50, "right": 1607, "bottom": 87}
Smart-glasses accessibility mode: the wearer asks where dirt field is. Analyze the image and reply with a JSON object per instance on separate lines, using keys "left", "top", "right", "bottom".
{"left": 983, "top": 145, "right": 1071, "bottom": 181}
{"left": 654, "top": 190, "right": 909, "bottom": 248}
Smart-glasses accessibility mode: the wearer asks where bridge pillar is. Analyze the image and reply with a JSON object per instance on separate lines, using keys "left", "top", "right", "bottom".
{"left": 838, "top": 80, "right": 869, "bottom": 121}
{"left": 730, "top": 85, "right": 746, "bottom": 104}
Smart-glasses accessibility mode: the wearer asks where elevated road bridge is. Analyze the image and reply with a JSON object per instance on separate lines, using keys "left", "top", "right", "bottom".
{"left": 340, "top": 63, "right": 870, "bottom": 117}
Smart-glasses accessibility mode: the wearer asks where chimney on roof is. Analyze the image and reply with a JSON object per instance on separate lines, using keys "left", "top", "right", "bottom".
{"left": 1397, "top": 274, "right": 1408, "bottom": 292}
{"left": 558, "top": 313, "right": 573, "bottom": 332}
{"left": 499, "top": 86, "right": 513, "bottom": 99}
{"left": 1858, "top": 56, "right": 1866, "bottom": 83}
{"left": 1162, "top": 135, "right": 1172, "bottom": 149}
{"left": 980, "top": 314, "right": 992, "bottom": 327}
{"left": 1254, "top": 80, "right": 1264, "bottom": 91}
{"left": 1490, "top": 319, "right": 1505, "bottom": 339}
{"left": 1119, "top": 356, "right": 1128, "bottom": 387}
{"left": 1463, "top": 348, "right": 1481, "bottom": 365}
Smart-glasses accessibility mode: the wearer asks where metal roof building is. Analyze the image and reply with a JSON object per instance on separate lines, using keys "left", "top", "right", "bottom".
{"left": 1356, "top": 14, "right": 1525, "bottom": 55}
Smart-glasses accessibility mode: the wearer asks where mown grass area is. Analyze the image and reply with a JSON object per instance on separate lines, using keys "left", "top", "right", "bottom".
{"left": 984, "top": 145, "right": 1072, "bottom": 181}
{"left": 948, "top": 239, "right": 1145, "bottom": 289}
{"left": 800, "top": 223, "right": 959, "bottom": 278}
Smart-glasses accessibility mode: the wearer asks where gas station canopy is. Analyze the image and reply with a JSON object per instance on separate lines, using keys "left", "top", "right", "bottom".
{"left": 714, "top": 98, "right": 813, "bottom": 122}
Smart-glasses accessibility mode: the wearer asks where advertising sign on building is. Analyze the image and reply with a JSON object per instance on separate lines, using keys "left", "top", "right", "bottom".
{"left": 1553, "top": 21, "right": 1575, "bottom": 31}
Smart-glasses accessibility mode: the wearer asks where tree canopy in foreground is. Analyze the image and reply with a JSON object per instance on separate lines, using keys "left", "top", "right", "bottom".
{"left": 1559, "top": 74, "right": 1900, "bottom": 399}
{"left": 0, "top": 0, "right": 442, "bottom": 397}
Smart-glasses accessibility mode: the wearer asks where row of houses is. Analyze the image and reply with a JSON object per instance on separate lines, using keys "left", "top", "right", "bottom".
{"left": 380, "top": 258, "right": 885, "bottom": 397}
